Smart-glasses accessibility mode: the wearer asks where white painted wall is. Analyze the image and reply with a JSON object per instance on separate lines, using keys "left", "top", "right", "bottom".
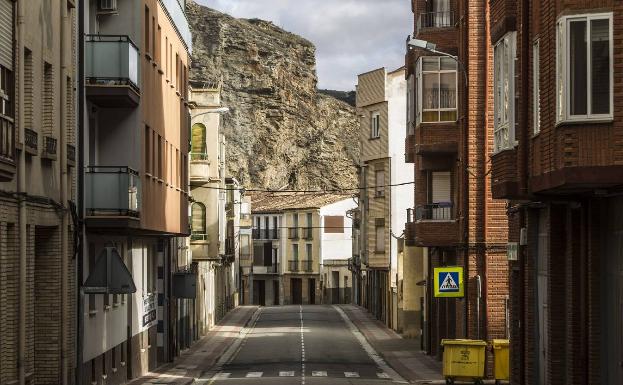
{"left": 386, "top": 68, "right": 412, "bottom": 287}
{"left": 319, "top": 198, "right": 357, "bottom": 262}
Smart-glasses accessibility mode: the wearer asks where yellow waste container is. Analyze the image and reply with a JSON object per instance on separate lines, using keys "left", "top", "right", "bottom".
{"left": 492, "top": 339, "right": 510, "bottom": 382}
{"left": 441, "top": 339, "right": 486, "bottom": 384}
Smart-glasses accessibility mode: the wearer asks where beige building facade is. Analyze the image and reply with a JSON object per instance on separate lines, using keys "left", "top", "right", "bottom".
{"left": 0, "top": 1, "right": 77, "bottom": 384}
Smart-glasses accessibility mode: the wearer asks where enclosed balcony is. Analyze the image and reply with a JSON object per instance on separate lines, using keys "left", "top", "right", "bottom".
{"left": 191, "top": 233, "right": 216, "bottom": 261}
{"left": 85, "top": 35, "right": 140, "bottom": 108}
{"left": 189, "top": 152, "right": 212, "bottom": 183}
{"left": 85, "top": 166, "right": 140, "bottom": 228}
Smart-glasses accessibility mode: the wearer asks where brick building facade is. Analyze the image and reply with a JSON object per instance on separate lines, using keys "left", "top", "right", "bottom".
{"left": 488, "top": 0, "right": 623, "bottom": 383}
{"left": 404, "top": 0, "right": 510, "bottom": 366}
{"left": 0, "top": 0, "right": 77, "bottom": 384}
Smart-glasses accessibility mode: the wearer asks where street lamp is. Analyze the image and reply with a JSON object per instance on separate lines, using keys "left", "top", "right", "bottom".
{"left": 191, "top": 106, "right": 230, "bottom": 121}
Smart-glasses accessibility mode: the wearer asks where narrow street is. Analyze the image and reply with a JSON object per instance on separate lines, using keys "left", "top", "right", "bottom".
{"left": 199, "top": 306, "right": 404, "bottom": 384}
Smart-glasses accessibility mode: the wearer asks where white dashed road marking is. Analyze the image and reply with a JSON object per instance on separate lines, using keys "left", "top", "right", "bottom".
{"left": 300, "top": 305, "right": 306, "bottom": 385}
{"left": 377, "top": 372, "right": 391, "bottom": 379}
{"left": 311, "top": 371, "right": 327, "bottom": 377}
{"left": 212, "top": 373, "right": 230, "bottom": 380}
{"left": 344, "top": 372, "right": 360, "bottom": 378}
{"left": 246, "top": 372, "right": 263, "bottom": 378}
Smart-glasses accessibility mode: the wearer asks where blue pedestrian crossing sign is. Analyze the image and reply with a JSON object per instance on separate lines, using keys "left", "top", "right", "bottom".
{"left": 434, "top": 267, "right": 464, "bottom": 298}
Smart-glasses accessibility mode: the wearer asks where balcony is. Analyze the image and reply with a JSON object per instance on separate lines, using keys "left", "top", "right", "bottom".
{"left": 240, "top": 213, "right": 252, "bottom": 228}
{"left": 189, "top": 152, "right": 212, "bottom": 183}
{"left": 41, "top": 136, "right": 57, "bottom": 161}
{"left": 416, "top": 10, "right": 456, "bottom": 36}
{"left": 85, "top": 35, "right": 140, "bottom": 107}
{"left": 301, "top": 227, "right": 313, "bottom": 240}
{"left": 24, "top": 128, "right": 38, "bottom": 156}
{"left": 252, "top": 228, "right": 279, "bottom": 240}
{"left": 252, "top": 264, "right": 279, "bottom": 274}
{"left": 413, "top": 203, "right": 459, "bottom": 247}
{"left": 302, "top": 259, "right": 313, "bottom": 272}
{"left": 85, "top": 166, "right": 140, "bottom": 228}
{"left": 490, "top": 147, "right": 520, "bottom": 199}
{"left": 191, "top": 233, "right": 216, "bottom": 261}
{"left": 67, "top": 144, "right": 76, "bottom": 167}
{"left": 0, "top": 115, "right": 15, "bottom": 180}
{"left": 288, "top": 227, "right": 299, "bottom": 239}
{"left": 288, "top": 260, "right": 299, "bottom": 272}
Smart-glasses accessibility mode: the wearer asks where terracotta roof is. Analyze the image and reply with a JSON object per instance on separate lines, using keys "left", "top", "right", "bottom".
{"left": 248, "top": 192, "right": 353, "bottom": 213}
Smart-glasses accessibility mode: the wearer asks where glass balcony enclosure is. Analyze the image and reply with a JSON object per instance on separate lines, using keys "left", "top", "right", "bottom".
{"left": 85, "top": 166, "right": 140, "bottom": 217}
{"left": 86, "top": 35, "right": 139, "bottom": 89}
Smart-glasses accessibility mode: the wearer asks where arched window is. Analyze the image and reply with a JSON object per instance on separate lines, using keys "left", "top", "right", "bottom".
{"left": 190, "top": 123, "right": 206, "bottom": 159}
{"left": 191, "top": 202, "right": 206, "bottom": 234}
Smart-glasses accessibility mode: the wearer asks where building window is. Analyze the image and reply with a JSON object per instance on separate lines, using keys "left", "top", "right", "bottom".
{"left": 557, "top": 13, "right": 612, "bottom": 122}
{"left": 43, "top": 62, "right": 53, "bottom": 134}
{"left": 323, "top": 215, "right": 344, "bottom": 233}
{"left": 191, "top": 203, "right": 206, "bottom": 235}
{"left": 144, "top": 6, "right": 150, "bottom": 56}
{"left": 533, "top": 40, "right": 540, "bottom": 134}
{"left": 293, "top": 243, "right": 299, "bottom": 260}
{"left": 375, "top": 218, "right": 385, "bottom": 253}
{"left": 144, "top": 126, "right": 151, "bottom": 174}
{"left": 370, "top": 111, "right": 380, "bottom": 138}
{"left": 416, "top": 56, "right": 457, "bottom": 124}
{"left": 240, "top": 234, "right": 250, "bottom": 257}
{"left": 375, "top": 169, "right": 385, "bottom": 197}
{"left": 493, "top": 32, "right": 517, "bottom": 152}
{"left": 0, "top": 65, "right": 13, "bottom": 161}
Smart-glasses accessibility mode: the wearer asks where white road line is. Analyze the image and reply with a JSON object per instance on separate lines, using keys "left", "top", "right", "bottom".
{"left": 311, "top": 371, "right": 327, "bottom": 377}
{"left": 246, "top": 372, "right": 263, "bottom": 378}
{"left": 212, "top": 373, "right": 230, "bottom": 380}
{"left": 377, "top": 372, "right": 391, "bottom": 379}
{"left": 300, "top": 305, "right": 306, "bottom": 385}
{"left": 344, "top": 372, "right": 360, "bottom": 378}
{"left": 280, "top": 371, "right": 295, "bottom": 377}
{"left": 333, "top": 305, "right": 408, "bottom": 384}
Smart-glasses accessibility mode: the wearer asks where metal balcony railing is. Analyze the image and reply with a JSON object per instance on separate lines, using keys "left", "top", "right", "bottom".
{"left": 0, "top": 115, "right": 14, "bottom": 162}
{"left": 416, "top": 202, "right": 454, "bottom": 221}
{"left": 189, "top": 152, "right": 209, "bottom": 161}
{"left": 67, "top": 144, "right": 76, "bottom": 165}
{"left": 85, "top": 166, "right": 140, "bottom": 217}
{"left": 288, "top": 227, "right": 299, "bottom": 239}
{"left": 267, "top": 264, "right": 279, "bottom": 274}
{"left": 416, "top": 11, "right": 455, "bottom": 35}
{"left": 288, "top": 260, "right": 299, "bottom": 272}
{"left": 85, "top": 35, "right": 139, "bottom": 90}
{"left": 302, "top": 259, "right": 313, "bottom": 272}
{"left": 301, "top": 227, "right": 313, "bottom": 240}
{"left": 191, "top": 233, "right": 208, "bottom": 242}
{"left": 252, "top": 228, "right": 260, "bottom": 239}
{"left": 42, "top": 136, "right": 57, "bottom": 159}
{"left": 25, "top": 128, "right": 37, "bottom": 153}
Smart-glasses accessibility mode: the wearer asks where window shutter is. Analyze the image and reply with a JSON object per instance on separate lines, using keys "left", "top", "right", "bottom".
{"left": 0, "top": 0, "right": 11, "bottom": 70}
{"left": 432, "top": 171, "right": 451, "bottom": 203}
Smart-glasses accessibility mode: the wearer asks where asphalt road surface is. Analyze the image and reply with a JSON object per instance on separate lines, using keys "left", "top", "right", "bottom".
{"left": 197, "top": 305, "right": 406, "bottom": 385}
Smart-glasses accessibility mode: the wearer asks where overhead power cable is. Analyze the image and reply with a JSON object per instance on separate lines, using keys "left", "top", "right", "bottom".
{"left": 193, "top": 180, "right": 415, "bottom": 193}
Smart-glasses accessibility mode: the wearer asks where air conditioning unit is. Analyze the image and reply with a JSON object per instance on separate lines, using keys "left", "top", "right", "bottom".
{"left": 99, "top": 0, "right": 117, "bottom": 12}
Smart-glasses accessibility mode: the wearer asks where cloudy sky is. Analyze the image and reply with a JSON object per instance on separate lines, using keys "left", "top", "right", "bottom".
{"left": 195, "top": 0, "right": 412, "bottom": 91}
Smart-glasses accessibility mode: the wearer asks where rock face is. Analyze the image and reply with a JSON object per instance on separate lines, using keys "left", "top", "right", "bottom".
{"left": 187, "top": 1, "right": 359, "bottom": 190}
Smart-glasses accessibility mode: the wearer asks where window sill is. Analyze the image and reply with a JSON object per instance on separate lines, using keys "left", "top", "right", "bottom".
{"left": 374, "top": 250, "right": 386, "bottom": 255}
{"left": 375, "top": 193, "right": 385, "bottom": 198}
{"left": 369, "top": 136, "right": 380, "bottom": 140}
{"left": 556, "top": 116, "right": 614, "bottom": 127}
{"left": 88, "top": 310, "right": 97, "bottom": 317}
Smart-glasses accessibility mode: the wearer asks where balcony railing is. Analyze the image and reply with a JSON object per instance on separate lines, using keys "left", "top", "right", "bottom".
{"left": 190, "top": 152, "right": 209, "bottom": 161}
{"left": 288, "top": 260, "right": 299, "bottom": 272}
{"left": 67, "top": 144, "right": 76, "bottom": 167}
{"left": 416, "top": 11, "right": 455, "bottom": 35}
{"left": 86, "top": 35, "right": 139, "bottom": 89}
{"left": 85, "top": 166, "right": 140, "bottom": 217}
{"left": 191, "top": 233, "right": 209, "bottom": 242}
{"left": 301, "top": 227, "right": 313, "bottom": 240}
{"left": 288, "top": 227, "right": 299, "bottom": 239}
{"left": 302, "top": 259, "right": 313, "bottom": 272}
{"left": 42, "top": 136, "right": 57, "bottom": 160}
{"left": 416, "top": 202, "right": 454, "bottom": 221}
{"left": 24, "top": 128, "right": 38, "bottom": 155}
{"left": 252, "top": 228, "right": 279, "bottom": 240}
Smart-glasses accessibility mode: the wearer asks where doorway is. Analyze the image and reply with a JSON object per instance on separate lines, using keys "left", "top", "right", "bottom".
{"left": 332, "top": 271, "right": 340, "bottom": 304}
{"left": 254, "top": 280, "right": 266, "bottom": 306}
{"left": 291, "top": 278, "right": 302, "bottom": 304}
{"left": 309, "top": 278, "right": 316, "bottom": 305}
{"left": 273, "top": 280, "right": 280, "bottom": 305}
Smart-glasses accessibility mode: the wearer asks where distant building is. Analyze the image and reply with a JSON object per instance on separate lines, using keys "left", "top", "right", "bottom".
{"left": 354, "top": 66, "right": 413, "bottom": 330}
{"left": 245, "top": 193, "right": 356, "bottom": 306}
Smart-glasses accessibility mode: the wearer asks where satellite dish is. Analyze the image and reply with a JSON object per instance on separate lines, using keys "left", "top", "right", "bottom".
{"left": 83, "top": 246, "right": 137, "bottom": 294}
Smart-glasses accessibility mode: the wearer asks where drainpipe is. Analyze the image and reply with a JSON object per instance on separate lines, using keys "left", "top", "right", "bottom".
{"left": 59, "top": 1, "right": 69, "bottom": 384}
{"left": 460, "top": 2, "right": 470, "bottom": 339}
{"left": 76, "top": 0, "right": 85, "bottom": 382}
{"left": 17, "top": 0, "right": 26, "bottom": 382}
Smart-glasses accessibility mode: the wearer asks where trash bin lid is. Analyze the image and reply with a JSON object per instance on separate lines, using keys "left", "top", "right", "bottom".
{"left": 440, "top": 339, "right": 487, "bottom": 346}
{"left": 492, "top": 339, "right": 510, "bottom": 348}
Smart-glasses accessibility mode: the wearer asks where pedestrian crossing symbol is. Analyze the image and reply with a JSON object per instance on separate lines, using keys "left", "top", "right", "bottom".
{"left": 434, "top": 267, "right": 464, "bottom": 298}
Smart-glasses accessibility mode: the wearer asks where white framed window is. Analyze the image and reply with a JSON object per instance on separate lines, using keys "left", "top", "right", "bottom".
{"left": 556, "top": 13, "right": 612, "bottom": 123}
{"left": 370, "top": 111, "right": 380, "bottom": 138}
{"left": 493, "top": 32, "right": 517, "bottom": 152}
{"left": 416, "top": 56, "right": 457, "bottom": 124}
{"left": 533, "top": 40, "right": 541, "bottom": 134}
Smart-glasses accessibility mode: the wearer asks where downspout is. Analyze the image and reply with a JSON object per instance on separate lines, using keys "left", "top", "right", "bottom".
{"left": 17, "top": 0, "right": 26, "bottom": 382}
{"left": 483, "top": 0, "right": 491, "bottom": 346}
{"left": 59, "top": 1, "right": 69, "bottom": 384}
{"left": 76, "top": 0, "right": 85, "bottom": 383}
{"left": 460, "top": 0, "right": 470, "bottom": 339}
{"left": 519, "top": 0, "right": 530, "bottom": 382}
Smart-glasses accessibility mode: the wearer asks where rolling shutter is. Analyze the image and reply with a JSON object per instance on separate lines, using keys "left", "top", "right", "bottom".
{"left": 0, "top": 0, "right": 12, "bottom": 70}
{"left": 431, "top": 171, "right": 451, "bottom": 203}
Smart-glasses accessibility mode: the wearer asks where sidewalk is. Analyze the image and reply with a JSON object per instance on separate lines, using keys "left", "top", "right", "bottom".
{"left": 339, "top": 304, "right": 443, "bottom": 384}
{"left": 128, "top": 306, "right": 259, "bottom": 385}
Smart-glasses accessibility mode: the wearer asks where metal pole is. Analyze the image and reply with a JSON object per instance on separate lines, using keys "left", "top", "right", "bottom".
{"left": 76, "top": 0, "right": 85, "bottom": 382}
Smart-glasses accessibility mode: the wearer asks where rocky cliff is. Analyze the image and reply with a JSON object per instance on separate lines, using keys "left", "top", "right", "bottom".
{"left": 187, "top": 1, "right": 359, "bottom": 190}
